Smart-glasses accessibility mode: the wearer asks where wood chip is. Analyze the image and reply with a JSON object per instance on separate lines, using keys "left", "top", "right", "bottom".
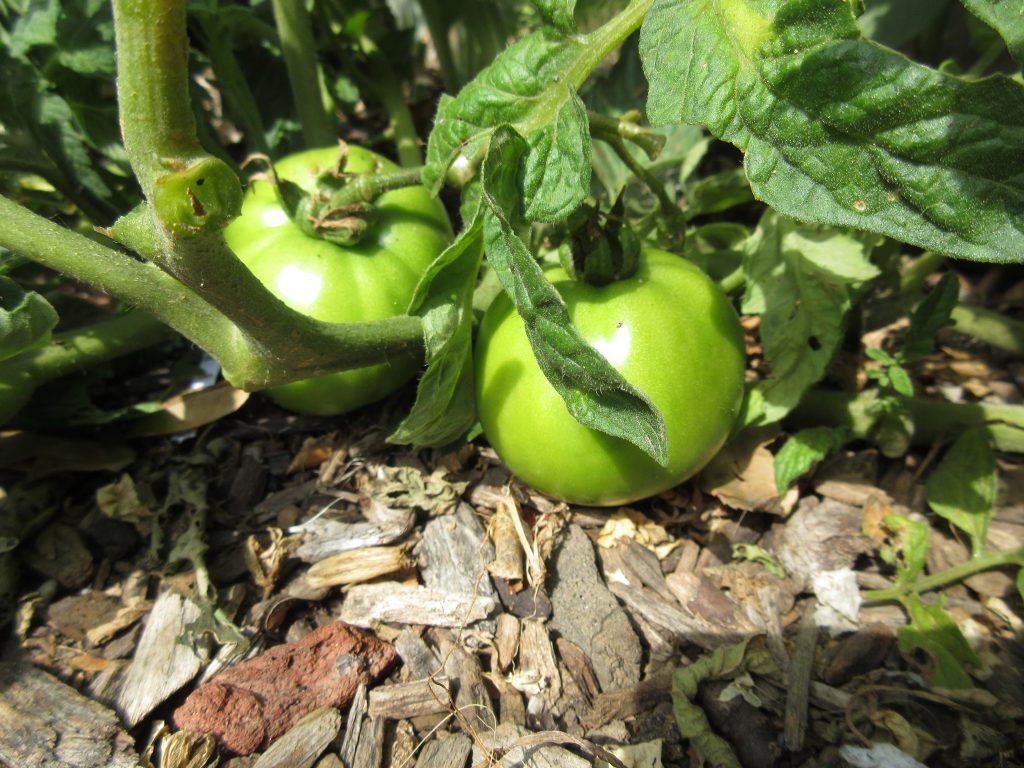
{"left": 367, "top": 678, "right": 451, "bottom": 719}
{"left": 494, "top": 613, "right": 520, "bottom": 673}
{"left": 340, "top": 583, "right": 496, "bottom": 628}
{"left": 488, "top": 501, "right": 525, "bottom": 582}
{"left": 306, "top": 545, "right": 412, "bottom": 589}
{"left": 116, "top": 590, "right": 205, "bottom": 727}
{"left": 252, "top": 707, "right": 342, "bottom": 768}
{"left": 394, "top": 628, "right": 441, "bottom": 680}
{"left": 519, "top": 619, "right": 561, "bottom": 705}
{"left": 416, "top": 733, "right": 472, "bottom": 768}
{"left": 293, "top": 507, "right": 415, "bottom": 563}
{"left": 784, "top": 603, "right": 818, "bottom": 752}
{"left": 339, "top": 683, "right": 368, "bottom": 768}
{"left": 0, "top": 660, "right": 144, "bottom": 768}
{"left": 420, "top": 503, "right": 498, "bottom": 606}
{"left": 581, "top": 673, "right": 671, "bottom": 732}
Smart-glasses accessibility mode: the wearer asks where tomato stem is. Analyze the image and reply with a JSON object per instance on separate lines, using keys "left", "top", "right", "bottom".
{"left": 863, "top": 546, "right": 1024, "bottom": 603}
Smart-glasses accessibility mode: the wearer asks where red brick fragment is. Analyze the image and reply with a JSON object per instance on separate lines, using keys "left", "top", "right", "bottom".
{"left": 173, "top": 621, "right": 396, "bottom": 754}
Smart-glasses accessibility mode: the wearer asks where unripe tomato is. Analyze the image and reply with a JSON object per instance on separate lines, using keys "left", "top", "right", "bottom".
{"left": 225, "top": 147, "right": 452, "bottom": 415}
{"left": 475, "top": 248, "right": 746, "bottom": 506}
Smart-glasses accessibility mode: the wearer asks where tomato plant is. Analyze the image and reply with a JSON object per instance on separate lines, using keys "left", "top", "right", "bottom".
{"left": 475, "top": 248, "right": 745, "bottom": 506}
{"left": 224, "top": 146, "right": 452, "bottom": 415}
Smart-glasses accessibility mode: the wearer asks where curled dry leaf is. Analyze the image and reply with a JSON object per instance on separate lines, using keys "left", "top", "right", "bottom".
{"left": 305, "top": 545, "right": 413, "bottom": 590}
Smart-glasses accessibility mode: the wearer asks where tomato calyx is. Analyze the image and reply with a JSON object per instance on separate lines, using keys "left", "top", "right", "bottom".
{"left": 251, "top": 142, "right": 427, "bottom": 247}
{"left": 557, "top": 199, "right": 640, "bottom": 287}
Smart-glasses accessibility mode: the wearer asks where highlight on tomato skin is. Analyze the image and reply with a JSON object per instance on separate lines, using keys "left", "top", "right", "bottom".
{"left": 474, "top": 248, "right": 747, "bottom": 507}
{"left": 224, "top": 146, "right": 453, "bottom": 416}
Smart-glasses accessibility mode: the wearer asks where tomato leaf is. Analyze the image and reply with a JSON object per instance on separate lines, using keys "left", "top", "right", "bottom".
{"left": 925, "top": 428, "right": 997, "bottom": 558}
{"left": 532, "top": 0, "right": 577, "bottom": 31}
{"left": 903, "top": 272, "right": 959, "bottom": 362}
{"left": 961, "top": 0, "right": 1024, "bottom": 65}
{"left": 480, "top": 127, "right": 669, "bottom": 466}
{"left": 640, "top": 0, "right": 1024, "bottom": 264}
{"left": 883, "top": 514, "right": 929, "bottom": 586}
{"left": 773, "top": 425, "right": 849, "bottom": 492}
{"left": 424, "top": 30, "right": 592, "bottom": 223}
{"left": 0, "top": 276, "right": 59, "bottom": 362}
{"left": 897, "top": 594, "right": 980, "bottom": 689}
{"left": 741, "top": 211, "right": 878, "bottom": 425}
{"left": 389, "top": 217, "right": 485, "bottom": 448}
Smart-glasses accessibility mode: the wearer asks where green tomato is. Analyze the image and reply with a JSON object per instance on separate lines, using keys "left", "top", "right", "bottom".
{"left": 225, "top": 146, "right": 452, "bottom": 415}
{"left": 475, "top": 248, "right": 746, "bottom": 506}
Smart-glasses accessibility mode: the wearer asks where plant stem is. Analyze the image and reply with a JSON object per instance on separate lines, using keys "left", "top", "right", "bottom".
{"left": 359, "top": 37, "right": 422, "bottom": 168}
{"left": 588, "top": 111, "right": 665, "bottom": 160}
{"left": 270, "top": 0, "right": 335, "bottom": 148}
{"left": 864, "top": 546, "right": 1024, "bottom": 602}
{"left": 0, "top": 311, "right": 173, "bottom": 424}
{"left": 898, "top": 251, "right": 946, "bottom": 296}
{"left": 717, "top": 265, "right": 746, "bottom": 295}
{"left": 327, "top": 166, "right": 427, "bottom": 206}
{"left": 417, "top": 0, "right": 459, "bottom": 91}
{"left": 577, "top": 0, "right": 654, "bottom": 86}
{"left": 787, "top": 388, "right": 1024, "bottom": 454}
{"left": 194, "top": 13, "right": 270, "bottom": 155}
{"left": 949, "top": 304, "right": 1024, "bottom": 356}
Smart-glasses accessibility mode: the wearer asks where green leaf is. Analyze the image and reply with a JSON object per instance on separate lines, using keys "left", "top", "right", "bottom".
{"left": 856, "top": 0, "right": 952, "bottom": 48}
{"left": 903, "top": 272, "right": 959, "bottom": 362}
{"left": 640, "top": 0, "right": 1024, "bottom": 264}
{"left": 888, "top": 364, "right": 914, "bottom": 398}
{"left": 774, "top": 425, "right": 850, "bottom": 491}
{"left": 686, "top": 167, "right": 755, "bottom": 217}
{"left": 389, "top": 217, "right": 485, "bottom": 447}
{"left": 4, "top": 0, "right": 59, "bottom": 58}
{"left": 925, "top": 428, "right": 997, "bottom": 558}
{"left": 1017, "top": 567, "right": 1024, "bottom": 603}
{"left": 741, "top": 211, "right": 879, "bottom": 424}
{"left": 424, "top": 30, "right": 593, "bottom": 222}
{"left": 0, "top": 276, "right": 59, "bottom": 361}
{"left": 883, "top": 513, "right": 929, "bottom": 585}
{"left": 480, "top": 127, "right": 669, "bottom": 465}
{"left": 532, "top": 0, "right": 577, "bottom": 31}
{"left": 898, "top": 594, "right": 980, "bottom": 689}
{"left": 962, "top": 0, "right": 1024, "bottom": 65}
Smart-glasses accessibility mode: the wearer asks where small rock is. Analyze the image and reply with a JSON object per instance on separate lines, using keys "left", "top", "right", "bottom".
{"left": 174, "top": 621, "right": 396, "bottom": 754}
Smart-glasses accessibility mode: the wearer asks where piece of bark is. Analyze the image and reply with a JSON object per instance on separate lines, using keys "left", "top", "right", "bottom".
{"left": 117, "top": 590, "right": 206, "bottom": 727}
{"left": 305, "top": 545, "right": 412, "bottom": 589}
{"left": 352, "top": 715, "right": 385, "bottom": 768}
{"left": 548, "top": 526, "right": 641, "bottom": 691}
{"left": 340, "top": 583, "right": 496, "bottom": 628}
{"left": 394, "top": 628, "right": 441, "bottom": 680}
{"left": 293, "top": 508, "right": 415, "bottom": 562}
{"left": 339, "top": 683, "right": 368, "bottom": 768}
{"left": 487, "top": 502, "right": 525, "bottom": 582}
{"left": 416, "top": 733, "right": 472, "bottom": 768}
{"left": 774, "top": 497, "right": 876, "bottom": 589}
{"left": 490, "top": 670, "right": 528, "bottom": 727}
{"left": 367, "top": 678, "right": 452, "bottom": 719}
{"left": 493, "top": 577, "right": 553, "bottom": 620}
{"left": 420, "top": 503, "right": 498, "bottom": 603}
{"left": 519, "top": 620, "right": 561, "bottom": 705}
{"left": 0, "top": 661, "right": 144, "bottom": 768}
{"left": 601, "top": 541, "right": 676, "bottom": 603}
{"left": 664, "top": 571, "right": 760, "bottom": 644}
{"left": 174, "top": 621, "right": 396, "bottom": 754}
{"left": 430, "top": 628, "right": 495, "bottom": 731}
{"left": 609, "top": 581, "right": 719, "bottom": 650}
{"left": 555, "top": 638, "right": 600, "bottom": 703}
{"left": 820, "top": 623, "right": 896, "bottom": 686}
{"left": 581, "top": 673, "right": 672, "bottom": 732}
{"left": 252, "top": 707, "right": 342, "bottom": 768}
{"left": 784, "top": 604, "right": 818, "bottom": 753}
{"left": 472, "top": 724, "right": 592, "bottom": 768}
{"left": 494, "top": 613, "right": 520, "bottom": 672}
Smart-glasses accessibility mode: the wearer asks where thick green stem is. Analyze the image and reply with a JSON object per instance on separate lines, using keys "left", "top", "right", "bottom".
{"left": 588, "top": 111, "right": 665, "bottom": 160}
{"left": 864, "top": 546, "right": 1024, "bottom": 602}
{"left": 898, "top": 251, "right": 946, "bottom": 296}
{"left": 949, "top": 304, "right": 1024, "bottom": 356}
{"left": 0, "top": 312, "right": 173, "bottom": 424}
{"left": 568, "top": 0, "right": 654, "bottom": 90}
{"left": 270, "top": 0, "right": 335, "bottom": 148}
{"left": 787, "top": 388, "right": 1024, "bottom": 454}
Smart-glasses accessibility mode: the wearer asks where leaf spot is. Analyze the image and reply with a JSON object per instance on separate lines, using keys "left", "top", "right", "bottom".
{"left": 853, "top": 200, "right": 867, "bottom": 213}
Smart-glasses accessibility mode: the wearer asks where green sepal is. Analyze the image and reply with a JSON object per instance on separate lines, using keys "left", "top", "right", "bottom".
{"left": 0, "top": 276, "right": 59, "bottom": 362}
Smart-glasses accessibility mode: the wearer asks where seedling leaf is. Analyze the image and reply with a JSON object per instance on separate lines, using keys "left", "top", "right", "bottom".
{"left": 640, "top": 0, "right": 1024, "bottom": 264}
{"left": 898, "top": 594, "right": 980, "bottom": 689}
{"left": 903, "top": 272, "right": 959, "bottom": 362}
{"left": 925, "top": 428, "right": 997, "bottom": 558}
{"left": 480, "top": 127, "right": 669, "bottom": 465}
{"left": 0, "top": 276, "right": 59, "bottom": 361}
{"left": 774, "top": 425, "right": 850, "bottom": 492}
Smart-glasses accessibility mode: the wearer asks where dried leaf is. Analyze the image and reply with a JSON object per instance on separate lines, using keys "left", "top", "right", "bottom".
{"left": 122, "top": 382, "right": 249, "bottom": 437}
